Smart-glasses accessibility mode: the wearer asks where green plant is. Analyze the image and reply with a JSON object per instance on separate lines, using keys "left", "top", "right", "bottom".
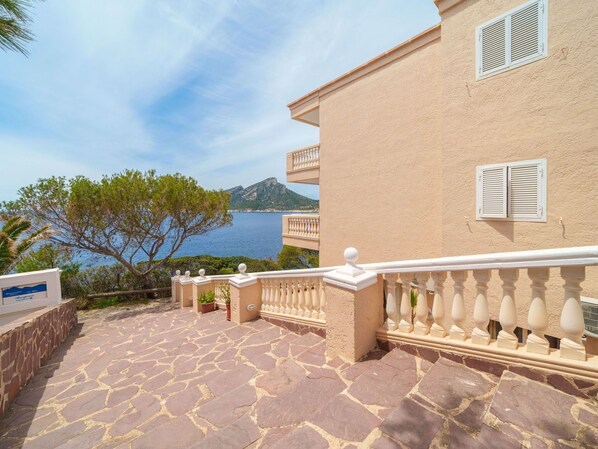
{"left": 277, "top": 245, "right": 319, "bottom": 269}
{"left": 199, "top": 290, "right": 215, "bottom": 304}
{"left": 0, "top": 215, "right": 51, "bottom": 274}
{"left": 219, "top": 283, "right": 231, "bottom": 305}
{"left": 410, "top": 286, "right": 418, "bottom": 322}
{"left": 0, "top": 0, "right": 37, "bottom": 56}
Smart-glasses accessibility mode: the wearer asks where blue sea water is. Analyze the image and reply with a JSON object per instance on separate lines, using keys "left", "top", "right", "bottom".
{"left": 79, "top": 212, "right": 285, "bottom": 267}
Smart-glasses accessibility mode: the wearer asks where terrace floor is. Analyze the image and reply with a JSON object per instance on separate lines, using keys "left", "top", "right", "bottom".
{"left": 0, "top": 300, "right": 596, "bottom": 449}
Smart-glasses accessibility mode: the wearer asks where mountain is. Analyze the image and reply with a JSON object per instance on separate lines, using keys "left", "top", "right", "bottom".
{"left": 226, "top": 178, "right": 319, "bottom": 211}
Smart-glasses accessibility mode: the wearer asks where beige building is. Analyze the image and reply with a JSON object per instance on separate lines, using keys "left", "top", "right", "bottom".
{"left": 283, "top": 0, "right": 598, "bottom": 343}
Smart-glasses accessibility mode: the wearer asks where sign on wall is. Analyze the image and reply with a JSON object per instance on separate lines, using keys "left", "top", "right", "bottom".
{"left": 2, "top": 282, "right": 48, "bottom": 305}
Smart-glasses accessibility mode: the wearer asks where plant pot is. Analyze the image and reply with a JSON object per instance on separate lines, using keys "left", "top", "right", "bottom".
{"left": 226, "top": 304, "right": 231, "bottom": 321}
{"left": 200, "top": 302, "right": 215, "bottom": 314}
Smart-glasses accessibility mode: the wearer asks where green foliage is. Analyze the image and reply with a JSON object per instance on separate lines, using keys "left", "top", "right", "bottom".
{"left": 0, "top": 0, "right": 36, "bottom": 56}
{"left": 219, "top": 282, "right": 231, "bottom": 304}
{"left": 198, "top": 290, "right": 215, "bottom": 304}
{"left": 226, "top": 178, "right": 318, "bottom": 211}
{"left": 277, "top": 245, "right": 319, "bottom": 270}
{"left": 410, "top": 287, "right": 418, "bottom": 309}
{"left": 162, "top": 254, "right": 279, "bottom": 276}
{"left": 4, "top": 170, "right": 232, "bottom": 288}
{"left": 0, "top": 215, "right": 51, "bottom": 274}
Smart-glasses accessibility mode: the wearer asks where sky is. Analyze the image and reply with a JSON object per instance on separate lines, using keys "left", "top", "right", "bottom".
{"left": 0, "top": 0, "right": 439, "bottom": 201}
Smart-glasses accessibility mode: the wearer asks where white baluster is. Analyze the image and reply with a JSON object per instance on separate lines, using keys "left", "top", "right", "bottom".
{"left": 449, "top": 271, "right": 468, "bottom": 341}
{"left": 384, "top": 274, "right": 399, "bottom": 331}
{"left": 310, "top": 278, "right": 320, "bottom": 319}
{"left": 414, "top": 272, "right": 430, "bottom": 335}
{"left": 430, "top": 272, "right": 447, "bottom": 338}
{"left": 290, "top": 279, "right": 298, "bottom": 315}
{"left": 298, "top": 278, "right": 305, "bottom": 316}
{"left": 283, "top": 280, "right": 291, "bottom": 315}
{"left": 398, "top": 273, "right": 414, "bottom": 333}
{"left": 526, "top": 268, "right": 550, "bottom": 354}
{"left": 472, "top": 270, "right": 491, "bottom": 345}
{"left": 318, "top": 279, "right": 326, "bottom": 320}
{"left": 497, "top": 269, "right": 519, "bottom": 349}
{"left": 560, "top": 266, "right": 586, "bottom": 361}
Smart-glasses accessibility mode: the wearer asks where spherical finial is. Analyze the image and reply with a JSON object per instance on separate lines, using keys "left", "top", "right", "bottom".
{"left": 175, "top": 270, "right": 181, "bottom": 276}
{"left": 184, "top": 270, "right": 190, "bottom": 277}
{"left": 238, "top": 263, "right": 247, "bottom": 274}
{"left": 344, "top": 247, "right": 359, "bottom": 265}
{"left": 199, "top": 269, "right": 205, "bottom": 277}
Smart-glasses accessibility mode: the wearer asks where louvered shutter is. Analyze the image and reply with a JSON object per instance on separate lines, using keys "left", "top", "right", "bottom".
{"left": 480, "top": 19, "right": 508, "bottom": 75}
{"left": 511, "top": 2, "right": 542, "bottom": 63}
{"left": 477, "top": 165, "right": 507, "bottom": 219}
{"left": 509, "top": 160, "right": 545, "bottom": 220}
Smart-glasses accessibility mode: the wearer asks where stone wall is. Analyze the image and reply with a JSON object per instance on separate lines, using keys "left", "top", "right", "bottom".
{"left": 0, "top": 299, "right": 78, "bottom": 418}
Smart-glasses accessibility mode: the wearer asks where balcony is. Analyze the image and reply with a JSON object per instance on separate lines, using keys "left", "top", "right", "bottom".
{"left": 282, "top": 214, "right": 319, "bottom": 251}
{"left": 286, "top": 144, "right": 319, "bottom": 184}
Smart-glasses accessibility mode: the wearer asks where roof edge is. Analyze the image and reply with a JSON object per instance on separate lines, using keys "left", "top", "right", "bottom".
{"left": 287, "top": 23, "right": 441, "bottom": 111}
{"left": 434, "top": 0, "right": 468, "bottom": 15}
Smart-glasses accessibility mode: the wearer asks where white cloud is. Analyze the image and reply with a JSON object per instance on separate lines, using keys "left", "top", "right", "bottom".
{"left": 0, "top": 0, "right": 438, "bottom": 201}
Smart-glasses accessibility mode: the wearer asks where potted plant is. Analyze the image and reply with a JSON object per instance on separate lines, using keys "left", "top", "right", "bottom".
{"left": 219, "top": 283, "right": 232, "bottom": 321}
{"left": 199, "top": 290, "right": 216, "bottom": 314}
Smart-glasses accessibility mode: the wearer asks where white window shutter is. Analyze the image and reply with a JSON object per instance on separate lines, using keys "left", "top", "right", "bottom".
{"left": 510, "top": 1, "right": 542, "bottom": 63}
{"left": 477, "top": 165, "right": 508, "bottom": 219}
{"left": 480, "top": 18, "right": 508, "bottom": 76}
{"left": 509, "top": 161, "right": 545, "bottom": 220}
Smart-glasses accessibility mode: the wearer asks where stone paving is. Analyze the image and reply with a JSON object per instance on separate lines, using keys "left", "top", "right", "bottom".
{"left": 0, "top": 300, "right": 596, "bottom": 449}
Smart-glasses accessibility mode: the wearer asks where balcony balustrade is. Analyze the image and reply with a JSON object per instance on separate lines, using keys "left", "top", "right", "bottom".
{"left": 282, "top": 214, "right": 319, "bottom": 251}
{"left": 286, "top": 144, "right": 319, "bottom": 184}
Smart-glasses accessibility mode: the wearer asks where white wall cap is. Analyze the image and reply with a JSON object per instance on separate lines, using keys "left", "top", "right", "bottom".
{"left": 323, "top": 247, "right": 378, "bottom": 291}
{"left": 229, "top": 276, "right": 257, "bottom": 288}
{"left": 192, "top": 277, "right": 212, "bottom": 286}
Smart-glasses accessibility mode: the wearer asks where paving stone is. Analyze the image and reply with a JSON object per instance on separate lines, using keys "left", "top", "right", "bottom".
{"left": 256, "top": 360, "right": 305, "bottom": 395}
{"left": 371, "top": 435, "right": 401, "bottom": 449}
{"left": 54, "top": 426, "right": 106, "bottom": 449}
{"left": 454, "top": 398, "right": 488, "bottom": 431}
{"left": 20, "top": 422, "right": 87, "bottom": 449}
{"left": 296, "top": 343, "right": 326, "bottom": 367}
{"left": 191, "top": 415, "right": 260, "bottom": 449}
{"left": 106, "top": 386, "right": 139, "bottom": 407}
{"left": 477, "top": 425, "right": 522, "bottom": 449}
{"left": 309, "top": 394, "right": 381, "bottom": 441}
{"left": 253, "top": 353, "right": 276, "bottom": 371}
{"left": 196, "top": 384, "right": 257, "bottom": 427}
{"left": 446, "top": 421, "right": 477, "bottom": 448}
{"left": 110, "top": 393, "right": 161, "bottom": 437}
{"left": 269, "top": 426, "right": 328, "bottom": 449}
{"left": 130, "top": 415, "right": 204, "bottom": 449}
{"left": 488, "top": 372, "right": 579, "bottom": 441}
{"left": 206, "top": 364, "right": 256, "bottom": 396}
{"left": 256, "top": 372, "right": 346, "bottom": 427}
{"left": 60, "top": 389, "right": 108, "bottom": 422}
{"left": 165, "top": 384, "right": 205, "bottom": 416}
{"left": 259, "top": 428, "right": 294, "bottom": 448}
{"left": 416, "top": 357, "right": 496, "bottom": 410}
{"left": 242, "top": 327, "right": 283, "bottom": 347}
{"left": 379, "top": 398, "right": 444, "bottom": 449}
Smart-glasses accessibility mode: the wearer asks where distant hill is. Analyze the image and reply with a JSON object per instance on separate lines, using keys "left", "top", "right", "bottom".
{"left": 226, "top": 178, "right": 319, "bottom": 211}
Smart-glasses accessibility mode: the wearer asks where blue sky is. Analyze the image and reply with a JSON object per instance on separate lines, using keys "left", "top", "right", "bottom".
{"left": 0, "top": 1, "right": 439, "bottom": 201}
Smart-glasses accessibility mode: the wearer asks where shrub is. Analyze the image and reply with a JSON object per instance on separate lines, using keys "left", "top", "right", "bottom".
{"left": 199, "top": 290, "right": 215, "bottom": 304}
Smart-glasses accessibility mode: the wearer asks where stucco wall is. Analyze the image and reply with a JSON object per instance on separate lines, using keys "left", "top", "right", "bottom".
{"left": 438, "top": 0, "right": 598, "bottom": 337}
{"left": 319, "top": 38, "right": 443, "bottom": 267}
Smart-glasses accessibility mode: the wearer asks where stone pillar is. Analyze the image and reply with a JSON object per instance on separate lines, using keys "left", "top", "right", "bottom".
{"left": 192, "top": 269, "right": 213, "bottom": 313}
{"left": 171, "top": 270, "right": 180, "bottom": 303}
{"left": 449, "top": 271, "right": 468, "bottom": 341}
{"left": 229, "top": 264, "right": 261, "bottom": 324}
{"left": 180, "top": 271, "right": 194, "bottom": 309}
{"left": 526, "top": 268, "right": 550, "bottom": 354}
{"left": 384, "top": 273, "right": 399, "bottom": 331}
{"left": 430, "top": 272, "right": 447, "bottom": 338}
{"left": 414, "top": 272, "right": 431, "bottom": 335}
{"left": 472, "top": 270, "right": 491, "bottom": 345}
{"left": 398, "top": 273, "right": 414, "bottom": 333}
{"left": 497, "top": 269, "right": 519, "bottom": 349}
{"left": 559, "top": 266, "right": 586, "bottom": 361}
{"left": 324, "top": 248, "right": 382, "bottom": 362}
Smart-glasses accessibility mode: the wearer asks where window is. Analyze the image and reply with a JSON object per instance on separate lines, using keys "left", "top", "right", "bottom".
{"left": 476, "top": 0, "right": 547, "bottom": 79}
{"left": 476, "top": 159, "right": 546, "bottom": 222}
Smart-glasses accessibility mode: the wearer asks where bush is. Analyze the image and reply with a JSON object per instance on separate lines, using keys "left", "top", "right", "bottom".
{"left": 199, "top": 290, "right": 215, "bottom": 304}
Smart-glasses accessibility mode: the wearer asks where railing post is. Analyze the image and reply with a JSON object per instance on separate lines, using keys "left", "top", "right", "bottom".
{"left": 414, "top": 272, "right": 430, "bottom": 335}
{"left": 430, "top": 272, "right": 447, "bottom": 338}
{"left": 318, "top": 279, "right": 327, "bottom": 321}
{"left": 192, "top": 269, "right": 213, "bottom": 313}
{"left": 180, "top": 271, "right": 194, "bottom": 309}
{"left": 171, "top": 270, "right": 180, "bottom": 303}
{"left": 449, "top": 271, "right": 468, "bottom": 341}
{"left": 229, "top": 264, "right": 261, "bottom": 324}
{"left": 398, "top": 273, "right": 414, "bottom": 333}
{"left": 323, "top": 248, "right": 381, "bottom": 361}
{"left": 472, "top": 270, "right": 491, "bottom": 345}
{"left": 526, "top": 268, "right": 550, "bottom": 354}
{"left": 384, "top": 273, "right": 399, "bottom": 331}
{"left": 497, "top": 269, "right": 519, "bottom": 349}
{"left": 559, "top": 266, "right": 586, "bottom": 361}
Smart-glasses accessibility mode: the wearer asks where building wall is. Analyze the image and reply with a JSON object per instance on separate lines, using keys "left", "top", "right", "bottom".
{"left": 438, "top": 0, "right": 598, "bottom": 337}
{"left": 318, "top": 38, "right": 443, "bottom": 267}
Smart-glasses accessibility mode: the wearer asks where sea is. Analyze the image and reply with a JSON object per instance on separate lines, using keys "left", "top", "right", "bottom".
{"left": 78, "top": 212, "right": 286, "bottom": 267}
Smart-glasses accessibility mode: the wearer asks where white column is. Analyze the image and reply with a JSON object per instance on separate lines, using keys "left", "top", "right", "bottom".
{"left": 273, "top": 279, "right": 280, "bottom": 313}
{"left": 430, "top": 272, "right": 447, "bottom": 338}
{"left": 526, "top": 267, "right": 550, "bottom": 355}
{"left": 414, "top": 272, "right": 430, "bottom": 335}
{"left": 449, "top": 271, "right": 468, "bottom": 341}
{"left": 497, "top": 269, "right": 519, "bottom": 350}
{"left": 384, "top": 273, "right": 399, "bottom": 331}
{"left": 472, "top": 270, "right": 491, "bottom": 345}
{"left": 283, "top": 280, "right": 291, "bottom": 315}
{"left": 398, "top": 273, "right": 414, "bottom": 333}
{"left": 318, "top": 279, "right": 326, "bottom": 320}
{"left": 560, "top": 266, "right": 586, "bottom": 361}
{"left": 297, "top": 278, "right": 306, "bottom": 316}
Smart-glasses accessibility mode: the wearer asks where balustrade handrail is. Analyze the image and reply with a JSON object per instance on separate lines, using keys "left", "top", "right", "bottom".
{"left": 290, "top": 144, "right": 320, "bottom": 172}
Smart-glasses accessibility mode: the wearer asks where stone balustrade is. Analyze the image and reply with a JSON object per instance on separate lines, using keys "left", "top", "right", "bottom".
{"left": 260, "top": 275, "right": 326, "bottom": 322}
{"left": 285, "top": 215, "right": 320, "bottom": 239}
{"left": 290, "top": 144, "right": 320, "bottom": 171}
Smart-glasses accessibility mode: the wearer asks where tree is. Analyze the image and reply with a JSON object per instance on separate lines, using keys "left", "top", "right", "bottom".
{"left": 0, "top": 215, "right": 51, "bottom": 274}
{"left": 277, "top": 245, "right": 319, "bottom": 270}
{"left": 4, "top": 170, "right": 232, "bottom": 289}
{"left": 0, "top": 0, "right": 36, "bottom": 56}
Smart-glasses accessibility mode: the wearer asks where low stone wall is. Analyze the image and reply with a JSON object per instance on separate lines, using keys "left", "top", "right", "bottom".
{"left": 0, "top": 299, "right": 78, "bottom": 418}
{"left": 261, "top": 315, "right": 326, "bottom": 338}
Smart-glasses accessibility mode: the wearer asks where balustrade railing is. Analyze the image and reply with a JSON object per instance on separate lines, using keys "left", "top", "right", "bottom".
{"left": 285, "top": 215, "right": 320, "bottom": 239}
{"left": 290, "top": 144, "right": 320, "bottom": 171}
{"left": 259, "top": 275, "right": 326, "bottom": 323}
